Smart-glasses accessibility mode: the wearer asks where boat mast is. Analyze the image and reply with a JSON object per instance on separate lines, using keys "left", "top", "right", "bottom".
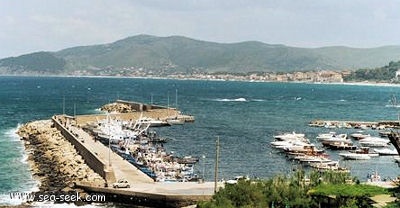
{"left": 167, "top": 91, "right": 170, "bottom": 117}
{"left": 175, "top": 89, "right": 178, "bottom": 108}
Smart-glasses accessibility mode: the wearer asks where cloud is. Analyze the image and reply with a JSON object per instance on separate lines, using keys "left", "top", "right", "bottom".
{"left": 0, "top": 0, "right": 400, "bottom": 58}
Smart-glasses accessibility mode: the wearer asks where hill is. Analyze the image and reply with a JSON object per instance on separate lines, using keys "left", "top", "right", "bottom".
{"left": 1, "top": 35, "right": 400, "bottom": 75}
{"left": 344, "top": 60, "right": 400, "bottom": 82}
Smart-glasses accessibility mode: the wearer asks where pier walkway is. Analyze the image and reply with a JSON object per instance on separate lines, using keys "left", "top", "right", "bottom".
{"left": 53, "top": 115, "right": 220, "bottom": 207}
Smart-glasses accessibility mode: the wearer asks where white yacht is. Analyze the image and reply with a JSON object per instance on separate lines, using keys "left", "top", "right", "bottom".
{"left": 358, "top": 136, "right": 390, "bottom": 147}
{"left": 339, "top": 147, "right": 379, "bottom": 160}
{"left": 373, "top": 148, "right": 398, "bottom": 156}
{"left": 273, "top": 132, "right": 307, "bottom": 142}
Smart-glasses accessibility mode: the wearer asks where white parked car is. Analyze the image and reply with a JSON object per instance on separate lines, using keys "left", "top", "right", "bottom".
{"left": 225, "top": 176, "right": 249, "bottom": 185}
{"left": 112, "top": 179, "right": 130, "bottom": 188}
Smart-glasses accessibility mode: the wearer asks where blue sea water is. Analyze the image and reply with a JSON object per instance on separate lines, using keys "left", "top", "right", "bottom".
{"left": 0, "top": 76, "right": 400, "bottom": 205}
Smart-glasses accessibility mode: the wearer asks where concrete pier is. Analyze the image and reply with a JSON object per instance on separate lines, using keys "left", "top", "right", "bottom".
{"left": 52, "top": 113, "right": 219, "bottom": 207}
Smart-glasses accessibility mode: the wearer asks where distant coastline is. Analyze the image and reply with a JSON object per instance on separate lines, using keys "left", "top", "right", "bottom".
{"left": 2, "top": 72, "right": 400, "bottom": 88}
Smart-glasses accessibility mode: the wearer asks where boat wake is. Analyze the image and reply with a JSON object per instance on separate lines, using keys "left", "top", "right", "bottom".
{"left": 217, "top": 98, "right": 247, "bottom": 102}
{"left": 385, "top": 104, "right": 400, "bottom": 108}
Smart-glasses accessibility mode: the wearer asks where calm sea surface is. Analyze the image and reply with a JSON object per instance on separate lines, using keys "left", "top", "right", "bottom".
{"left": 1, "top": 76, "right": 399, "bottom": 205}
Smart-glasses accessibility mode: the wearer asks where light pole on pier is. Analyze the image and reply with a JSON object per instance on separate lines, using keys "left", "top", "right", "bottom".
{"left": 107, "top": 114, "right": 112, "bottom": 167}
{"left": 202, "top": 154, "right": 206, "bottom": 181}
{"left": 108, "top": 135, "right": 111, "bottom": 167}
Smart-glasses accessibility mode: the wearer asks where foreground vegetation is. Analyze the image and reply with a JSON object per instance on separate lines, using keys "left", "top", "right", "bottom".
{"left": 199, "top": 170, "right": 397, "bottom": 208}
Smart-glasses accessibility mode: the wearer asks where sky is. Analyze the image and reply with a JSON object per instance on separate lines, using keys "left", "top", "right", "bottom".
{"left": 1, "top": 0, "right": 400, "bottom": 58}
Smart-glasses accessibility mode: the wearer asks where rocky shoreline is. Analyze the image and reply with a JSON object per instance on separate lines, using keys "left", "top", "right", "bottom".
{"left": 17, "top": 120, "right": 105, "bottom": 204}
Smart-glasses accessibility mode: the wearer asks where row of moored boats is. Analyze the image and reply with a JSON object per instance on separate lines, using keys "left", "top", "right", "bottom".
{"left": 270, "top": 130, "right": 398, "bottom": 171}
{"left": 83, "top": 115, "right": 200, "bottom": 182}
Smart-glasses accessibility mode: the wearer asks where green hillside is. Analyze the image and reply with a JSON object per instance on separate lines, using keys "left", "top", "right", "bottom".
{"left": 0, "top": 52, "right": 65, "bottom": 74}
{"left": 1, "top": 35, "right": 400, "bottom": 75}
{"left": 344, "top": 60, "right": 400, "bottom": 82}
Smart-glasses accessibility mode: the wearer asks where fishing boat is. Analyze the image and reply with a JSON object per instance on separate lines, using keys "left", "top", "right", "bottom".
{"left": 367, "top": 170, "right": 381, "bottom": 182}
{"left": 166, "top": 117, "right": 185, "bottom": 125}
{"left": 136, "top": 117, "right": 170, "bottom": 127}
{"left": 386, "top": 94, "right": 400, "bottom": 108}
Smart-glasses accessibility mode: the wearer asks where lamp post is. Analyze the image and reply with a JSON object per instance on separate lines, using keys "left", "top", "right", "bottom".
{"left": 107, "top": 114, "right": 112, "bottom": 167}
{"left": 202, "top": 155, "right": 206, "bottom": 181}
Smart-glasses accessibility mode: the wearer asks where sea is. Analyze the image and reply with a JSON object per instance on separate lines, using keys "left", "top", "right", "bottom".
{"left": 1, "top": 76, "right": 400, "bottom": 205}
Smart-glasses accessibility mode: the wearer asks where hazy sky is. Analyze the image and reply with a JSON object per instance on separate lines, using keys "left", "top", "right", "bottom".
{"left": 1, "top": 0, "right": 400, "bottom": 58}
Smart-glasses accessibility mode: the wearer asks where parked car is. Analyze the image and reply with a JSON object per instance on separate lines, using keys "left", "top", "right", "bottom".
{"left": 112, "top": 179, "right": 130, "bottom": 188}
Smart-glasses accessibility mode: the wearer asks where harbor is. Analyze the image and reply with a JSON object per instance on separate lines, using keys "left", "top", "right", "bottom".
{"left": 268, "top": 117, "right": 400, "bottom": 182}
{"left": 5, "top": 77, "right": 400, "bottom": 207}
{"left": 18, "top": 100, "right": 222, "bottom": 207}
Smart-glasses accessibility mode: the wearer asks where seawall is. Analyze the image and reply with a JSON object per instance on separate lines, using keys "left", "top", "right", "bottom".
{"left": 52, "top": 115, "right": 116, "bottom": 184}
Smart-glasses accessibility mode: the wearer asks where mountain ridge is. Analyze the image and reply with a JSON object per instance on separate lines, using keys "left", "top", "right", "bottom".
{"left": 1, "top": 34, "right": 400, "bottom": 75}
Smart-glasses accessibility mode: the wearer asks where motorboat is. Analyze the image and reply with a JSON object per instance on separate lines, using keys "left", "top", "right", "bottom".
{"left": 339, "top": 147, "right": 379, "bottom": 160}
{"left": 294, "top": 155, "right": 331, "bottom": 164}
{"left": 273, "top": 132, "right": 308, "bottom": 142}
{"left": 350, "top": 132, "right": 370, "bottom": 140}
{"left": 166, "top": 117, "right": 185, "bottom": 125}
{"left": 283, "top": 143, "right": 324, "bottom": 154}
{"left": 274, "top": 132, "right": 305, "bottom": 140}
{"left": 325, "top": 141, "right": 357, "bottom": 150}
{"left": 339, "top": 153, "right": 372, "bottom": 160}
{"left": 358, "top": 136, "right": 390, "bottom": 147}
{"left": 270, "top": 140, "right": 309, "bottom": 149}
{"left": 137, "top": 117, "right": 170, "bottom": 127}
{"left": 373, "top": 148, "right": 398, "bottom": 156}
{"left": 309, "top": 161, "right": 349, "bottom": 172}
{"left": 379, "top": 131, "right": 392, "bottom": 138}
{"left": 317, "top": 132, "right": 347, "bottom": 141}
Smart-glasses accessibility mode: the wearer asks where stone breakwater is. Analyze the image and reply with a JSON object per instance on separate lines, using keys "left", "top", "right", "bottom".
{"left": 101, "top": 102, "right": 135, "bottom": 113}
{"left": 17, "top": 120, "right": 105, "bottom": 197}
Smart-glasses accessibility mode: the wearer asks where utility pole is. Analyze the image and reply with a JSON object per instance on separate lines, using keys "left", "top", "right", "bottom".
{"left": 62, "top": 96, "right": 65, "bottom": 115}
{"left": 202, "top": 154, "right": 206, "bottom": 182}
{"left": 214, "top": 136, "right": 220, "bottom": 193}
{"left": 73, "top": 103, "right": 76, "bottom": 117}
